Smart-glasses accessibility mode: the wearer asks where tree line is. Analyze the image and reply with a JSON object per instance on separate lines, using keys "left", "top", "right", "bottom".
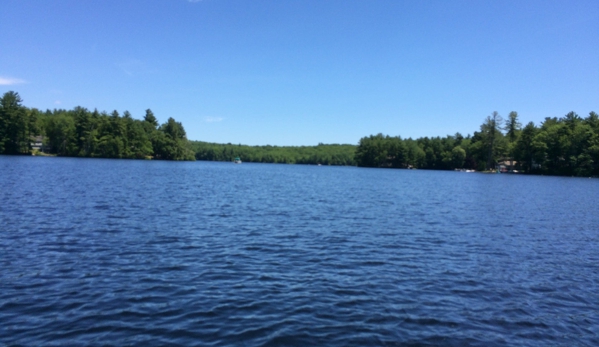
{"left": 2, "top": 91, "right": 598, "bottom": 176}
{"left": 0, "top": 91, "right": 194, "bottom": 160}
{"left": 191, "top": 141, "right": 356, "bottom": 165}
{"left": 355, "top": 110, "right": 599, "bottom": 177}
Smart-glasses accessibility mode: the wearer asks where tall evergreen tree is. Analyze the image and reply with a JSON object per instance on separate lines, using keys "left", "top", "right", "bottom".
{"left": 505, "top": 111, "right": 521, "bottom": 143}
{"left": 144, "top": 109, "right": 158, "bottom": 128}
{"left": 482, "top": 111, "right": 504, "bottom": 169}
{"left": 0, "top": 91, "right": 29, "bottom": 154}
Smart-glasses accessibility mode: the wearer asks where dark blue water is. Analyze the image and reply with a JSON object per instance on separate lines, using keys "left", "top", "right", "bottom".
{"left": 1, "top": 156, "right": 598, "bottom": 346}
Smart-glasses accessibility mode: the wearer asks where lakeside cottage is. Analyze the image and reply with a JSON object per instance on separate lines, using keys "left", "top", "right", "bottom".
{"left": 30, "top": 136, "right": 46, "bottom": 152}
{"left": 497, "top": 158, "right": 518, "bottom": 173}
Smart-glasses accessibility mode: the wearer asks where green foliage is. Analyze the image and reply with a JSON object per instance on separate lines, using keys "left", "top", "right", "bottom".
{"left": 144, "top": 109, "right": 158, "bottom": 128}
{"left": 0, "top": 91, "right": 32, "bottom": 154}
{"left": 513, "top": 122, "right": 538, "bottom": 172}
{"left": 354, "top": 134, "right": 407, "bottom": 168}
{"left": 480, "top": 111, "right": 505, "bottom": 169}
{"left": 190, "top": 141, "right": 356, "bottom": 166}
{"left": 451, "top": 146, "right": 466, "bottom": 168}
{"left": 505, "top": 111, "right": 521, "bottom": 143}
{"left": 45, "top": 112, "right": 77, "bottom": 155}
{"left": 357, "top": 111, "right": 599, "bottom": 177}
{"left": 514, "top": 111, "right": 599, "bottom": 176}
{"left": 0, "top": 91, "right": 194, "bottom": 161}
{"left": 2, "top": 91, "right": 598, "bottom": 176}
{"left": 354, "top": 133, "right": 476, "bottom": 170}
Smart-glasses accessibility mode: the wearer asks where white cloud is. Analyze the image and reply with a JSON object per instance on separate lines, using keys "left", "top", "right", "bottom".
{"left": 54, "top": 100, "right": 62, "bottom": 105}
{"left": 204, "top": 116, "right": 224, "bottom": 123}
{"left": 0, "top": 77, "right": 26, "bottom": 85}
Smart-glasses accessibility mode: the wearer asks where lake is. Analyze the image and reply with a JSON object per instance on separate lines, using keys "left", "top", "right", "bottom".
{"left": 1, "top": 156, "right": 598, "bottom": 346}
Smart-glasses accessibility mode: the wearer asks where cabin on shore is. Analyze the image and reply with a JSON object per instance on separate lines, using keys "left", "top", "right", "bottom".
{"left": 497, "top": 158, "right": 518, "bottom": 173}
{"left": 30, "top": 136, "right": 46, "bottom": 152}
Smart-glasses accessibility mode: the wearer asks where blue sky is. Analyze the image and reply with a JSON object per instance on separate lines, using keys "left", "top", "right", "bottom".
{"left": 1, "top": 0, "right": 598, "bottom": 146}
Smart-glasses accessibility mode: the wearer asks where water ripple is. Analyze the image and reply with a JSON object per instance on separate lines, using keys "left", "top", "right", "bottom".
{"left": 1, "top": 157, "right": 598, "bottom": 346}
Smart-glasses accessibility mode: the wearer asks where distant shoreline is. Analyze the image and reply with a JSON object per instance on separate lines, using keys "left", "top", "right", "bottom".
{"left": 2, "top": 90, "right": 597, "bottom": 177}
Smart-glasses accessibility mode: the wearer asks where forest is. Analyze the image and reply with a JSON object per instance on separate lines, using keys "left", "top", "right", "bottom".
{"left": 190, "top": 141, "right": 355, "bottom": 165}
{"left": 0, "top": 91, "right": 194, "bottom": 160}
{"left": 1, "top": 91, "right": 598, "bottom": 177}
{"left": 355, "top": 111, "right": 599, "bottom": 177}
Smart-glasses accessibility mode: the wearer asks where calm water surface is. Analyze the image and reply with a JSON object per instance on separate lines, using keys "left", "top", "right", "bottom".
{"left": 1, "top": 156, "right": 598, "bottom": 346}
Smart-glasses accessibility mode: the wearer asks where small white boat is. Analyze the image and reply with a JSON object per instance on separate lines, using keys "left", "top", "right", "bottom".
{"left": 234, "top": 157, "right": 242, "bottom": 164}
